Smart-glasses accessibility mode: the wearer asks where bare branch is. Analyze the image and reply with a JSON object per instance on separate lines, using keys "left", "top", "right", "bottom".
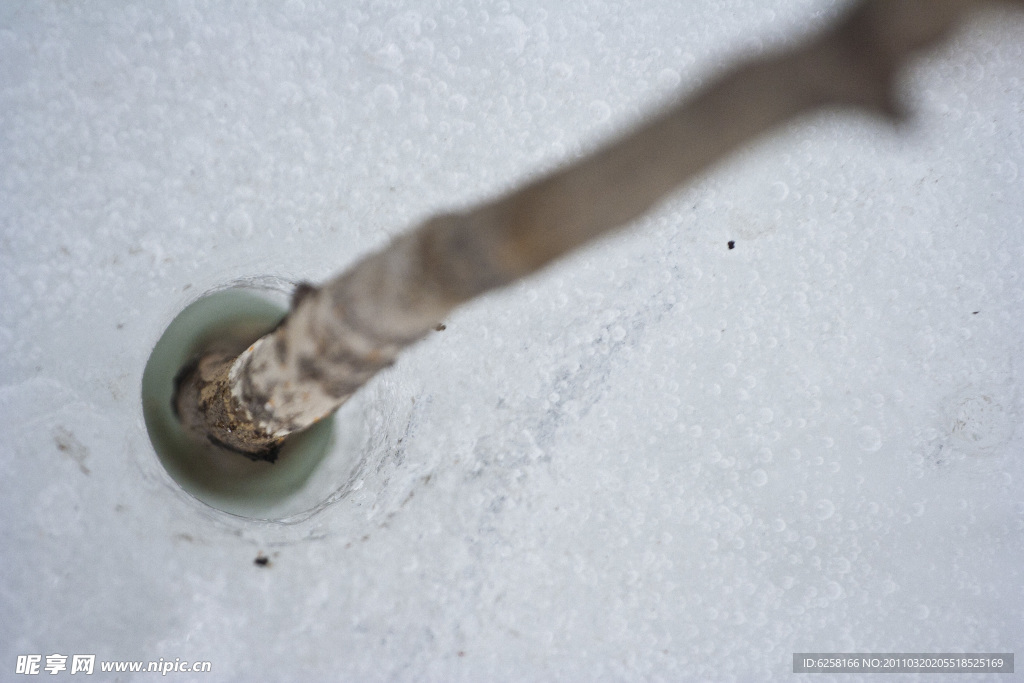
{"left": 174, "top": 0, "right": 1018, "bottom": 460}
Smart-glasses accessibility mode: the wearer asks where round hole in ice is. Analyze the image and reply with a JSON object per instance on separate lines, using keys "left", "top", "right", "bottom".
{"left": 141, "top": 279, "right": 338, "bottom": 519}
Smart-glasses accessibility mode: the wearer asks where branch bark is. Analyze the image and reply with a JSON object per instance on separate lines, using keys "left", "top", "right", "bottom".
{"left": 174, "top": 0, "right": 1018, "bottom": 461}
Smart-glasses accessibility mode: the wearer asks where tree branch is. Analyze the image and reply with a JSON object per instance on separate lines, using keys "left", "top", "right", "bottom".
{"left": 174, "top": 0, "right": 1018, "bottom": 460}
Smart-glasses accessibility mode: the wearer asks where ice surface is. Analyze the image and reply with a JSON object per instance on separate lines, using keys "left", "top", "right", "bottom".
{"left": 1, "top": 1, "right": 1022, "bottom": 681}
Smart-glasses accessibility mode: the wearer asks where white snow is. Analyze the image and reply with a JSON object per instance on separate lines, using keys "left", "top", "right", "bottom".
{"left": 1, "top": 1, "right": 1022, "bottom": 681}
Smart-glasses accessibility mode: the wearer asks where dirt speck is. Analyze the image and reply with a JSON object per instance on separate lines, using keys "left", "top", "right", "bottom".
{"left": 727, "top": 240, "right": 735, "bottom": 250}
{"left": 254, "top": 553, "right": 271, "bottom": 567}
{"left": 54, "top": 427, "right": 90, "bottom": 475}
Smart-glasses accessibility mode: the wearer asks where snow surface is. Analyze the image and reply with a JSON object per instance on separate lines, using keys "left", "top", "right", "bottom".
{"left": 2, "top": 1, "right": 1022, "bottom": 680}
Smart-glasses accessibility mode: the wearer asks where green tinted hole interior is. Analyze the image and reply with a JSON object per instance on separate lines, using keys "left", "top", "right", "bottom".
{"left": 142, "top": 287, "right": 334, "bottom": 518}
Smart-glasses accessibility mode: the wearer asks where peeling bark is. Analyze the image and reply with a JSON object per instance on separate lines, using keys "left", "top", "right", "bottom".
{"left": 174, "top": 0, "right": 1020, "bottom": 460}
